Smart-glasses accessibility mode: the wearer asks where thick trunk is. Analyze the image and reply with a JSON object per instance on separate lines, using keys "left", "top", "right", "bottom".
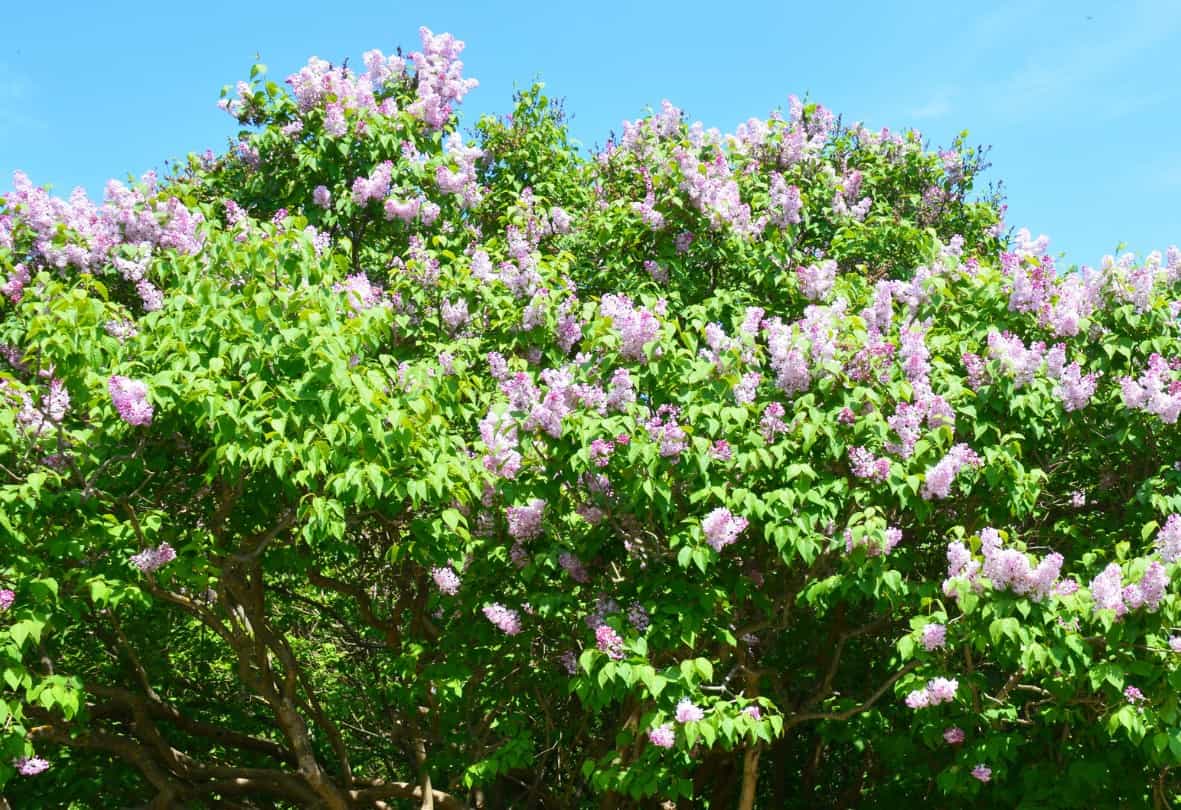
{"left": 738, "top": 744, "right": 761, "bottom": 810}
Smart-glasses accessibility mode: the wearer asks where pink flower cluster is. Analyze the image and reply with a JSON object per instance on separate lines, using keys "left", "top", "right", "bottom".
{"left": 645, "top": 404, "right": 689, "bottom": 457}
{"left": 479, "top": 409, "right": 521, "bottom": 479}
{"left": 350, "top": 161, "right": 393, "bottom": 206}
{"left": 920, "top": 444, "right": 981, "bottom": 500}
{"left": 3, "top": 170, "right": 204, "bottom": 279}
{"left": 701, "top": 507, "right": 749, "bottom": 552}
{"left": 943, "top": 529, "right": 1064, "bottom": 602}
{"left": 130, "top": 542, "right": 176, "bottom": 574}
{"left": 1120, "top": 354, "right": 1181, "bottom": 424}
{"left": 796, "top": 259, "right": 837, "bottom": 301}
{"left": 15, "top": 378, "right": 69, "bottom": 436}
{"left": 599, "top": 294, "right": 662, "bottom": 361}
{"left": 1157, "top": 515, "right": 1181, "bottom": 562}
{"left": 595, "top": 624, "right": 625, "bottom": 659}
{"left": 768, "top": 173, "right": 802, "bottom": 228}
{"left": 1089, "top": 561, "right": 1168, "bottom": 617}
{"left": 979, "top": 528, "right": 1063, "bottom": 601}
{"left": 921, "top": 623, "right": 947, "bottom": 651}
{"left": 406, "top": 27, "right": 479, "bottom": 129}
{"left": 905, "top": 677, "right": 958, "bottom": 709}
{"left": 506, "top": 499, "right": 545, "bottom": 540}
{"left": 483, "top": 603, "right": 521, "bottom": 635}
{"left": 15, "top": 756, "right": 49, "bottom": 776}
{"left": 431, "top": 566, "right": 461, "bottom": 596}
{"left": 333, "top": 272, "right": 385, "bottom": 314}
{"left": 108, "top": 376, "right": 153, "bottom": 426}
{"left": 844, "top": 526, "right": 902, "bottom": 557}
{"left": 848, "top": 446, "right": 891, "bottom": 481}
{"left": 648, "top": 723, "right": 676, "bottom": 748}
{"left": 675, "top": 698, "right": 705, "bottom": 723}
{"left": 673, "top": 145, "right": 764, "bottom": 237}
{"left": 0, "top": 589, "right": 13, "bottom": 611}
{"left": 559, "top": 552, "right": 590, "bottom": 583}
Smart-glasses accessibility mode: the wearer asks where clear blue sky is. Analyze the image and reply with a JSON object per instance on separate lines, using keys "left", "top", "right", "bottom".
{"left": 2, "top": 0, "right": 1178, "bottom": 265}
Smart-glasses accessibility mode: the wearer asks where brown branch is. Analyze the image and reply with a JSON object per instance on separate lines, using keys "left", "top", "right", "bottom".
{"left": 349, "top": 780, "right": 465, "bottom": 810}
{"left": 786, "top": 661, "right": 920, "bottom": 729}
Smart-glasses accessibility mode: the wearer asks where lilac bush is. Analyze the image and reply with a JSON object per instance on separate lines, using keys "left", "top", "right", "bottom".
{"left": 0, "top": 24, "right": 1179, "bottom": 810}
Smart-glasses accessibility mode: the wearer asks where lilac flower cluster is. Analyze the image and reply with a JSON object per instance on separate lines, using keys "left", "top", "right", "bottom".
{"left": 768, "top": 173, "right": 802, "bottom": 228}
{"left": 15, "top": 756, "right": 49, "bottom": 776}
{"left": 920, "top": 444, "right": 981, "bottom": 500}
{"left": 0, "top": 589, "right": 13, "bottom": 611}
{"left": 333, "top": 272, "right": 385, "bottom": 314}
{"left": 506, "top": 499, "right": 545, "bottom": 541}
{"left": 904, "top": 677, "right": 958, "bottom": 709}
{"left": 351, "top": 161, "right": 393, "bottom": 206}
{"left": 844, "top": 526, "right": 902, "bottom": 557}
{"left": 15, "top": 378, "right": 69, "bottom": 436}
{"left": 648, "top": 723, "right": 676, "bottom": 748}
{"left": 595, "top": 624, "right": 625, "bottom": 659}
{"left": 796, "top": 259, "right": 837, "bottom": 301}
{"left": 483, "top": 603, "right": 521, "bottom": 635}
{"left": 831, "top": 169, "right": 872, "bottom": 221}
{"left": 559, "top": 552, "right": 590, "bottom": 583}
{"left": 435, "top": 133, "right": 485, "bottom": 207}
{"left": 848, "top": 446, "right": 891, "bottom": 481}
{"left": 479, "top": 409, "right": 521, "bottom": 479}
{"left": 732, "top": 372, "right": 761, "bottom": 405}
{"left": 1157, "top": 514, "right": 1181, "bottom": 562}
{"left": 987, "top": 331, "right": 1102, "bottom": 411}
{"left": 701, "top": 507, "right": 749, "bottom": 552}
{"left": 921, "top": 623, "right": 947, "bottom": 651}
{"left": 759, "top": 402, "right": 789, "bottom": 441}
{"left": 3, "top": 170, "right": 204, "bottom": 278}
{"left": 403, "top": 27, "right": 479, "bottom": 128}
{"left": 130, "top": 542, "right": 176, "bottom": 574}
{"left": 1089, "top": 562, "right": 1168, "bottom": 617}
{"left": 599, "top": 294, "right": 662, "bottom": 361}
{"left": 673, "top": 145, "right": 765, "bottom": 237}
{"left": 645, "top": 404, "right": 689, "bottom": 457}
{"left": 943, "top": 529, "right": 1065, "bottom": 602}
{"left": 431, "top": 566, "right": 461, "bottom": 596}
{"left": 675, "top": 698, "right": 705, "bottom": 723}
{"left": 108, "top": 376, "right": 153, "bottom": 427}
{"left": 1120, "top": 354, "right": 1181, "bottom": 424}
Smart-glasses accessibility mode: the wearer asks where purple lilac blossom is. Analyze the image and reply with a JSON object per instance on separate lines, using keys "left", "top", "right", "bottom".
{"left": 109, "top": 375, "right": 153, "bottom": 426}
{"left": 675, "top": 699, "right": 705, "bottom": 723}
{"left": 701, "top": 508, "right": 749, "bottom": 552}
{"left": 921, "top": 623, "right": 947, "bottom": 651}
{"left": 431, "top": 566, "right": 461, "bottom": 596}
{"left": 15, "top": 756, "right": 50, "bottom": 776}
{"left": 506, "top": 499, "right": 545, "bottom": 540}
{"left": 648, "top": 724, "right": 675, "bottom": 748}
{"left": 130, "top": 543, "right": 176, "bottom": 574}
{"left": 595, "top": 624, "right": 625, "bottom": 660}
{"left": 483, "top": 603, "right": 521, "bottom": 635}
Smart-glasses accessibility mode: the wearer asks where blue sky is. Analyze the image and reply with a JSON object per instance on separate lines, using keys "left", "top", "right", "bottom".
{"left": 2, "top": 0, "right": 1178, "bottom": 265}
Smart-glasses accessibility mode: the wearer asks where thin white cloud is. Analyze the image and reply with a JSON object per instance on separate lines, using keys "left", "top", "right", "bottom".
{"left": 910, "top": 90, "right": 953, "bottom": 120}
{"left": 0, "top": 63, "right": 44, "bottom": 135}
{"left": 985, "top": 0, "right": 1181, "bottom": 122}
